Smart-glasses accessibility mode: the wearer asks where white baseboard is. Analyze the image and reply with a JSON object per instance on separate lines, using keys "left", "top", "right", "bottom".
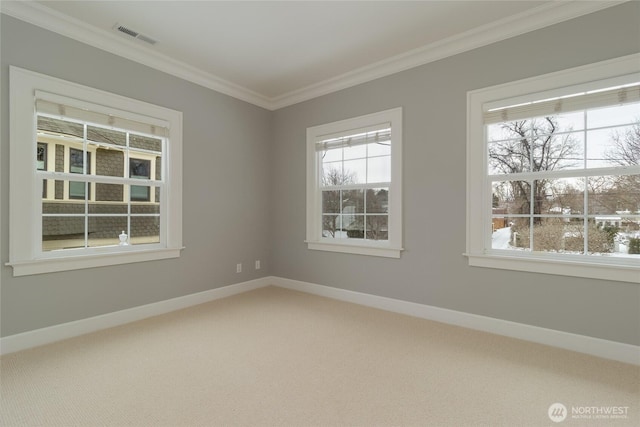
{"left": 0, "top": 277, "right": 271, "bottom": 356}
{"left": 272, "top": 277, "right": 640, "bottom": 366}
{"left": 2, "top": 275, "right": 637, "bottom": 366}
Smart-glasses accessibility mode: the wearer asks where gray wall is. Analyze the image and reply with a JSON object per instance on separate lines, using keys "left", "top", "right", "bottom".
{"left": 270, "top": 2, "right": 640, "bottom": 346}
{"left": 1, "top": 15, "right": 272, "bottom": 337}
{"left": 2, "top": 3, "right": 639, "bottom": 346}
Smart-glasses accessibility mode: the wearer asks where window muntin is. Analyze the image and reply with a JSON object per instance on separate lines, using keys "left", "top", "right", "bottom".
{"left": 467, "top": 54, "right": 640, "bottom": 283}
{"left": 36, "top": 112, "right": 164, "bottom": 252}
{"left": 319, "top": 127, "right": 391, "bottom": 242}
{"left": 487, "top": 90, "right": 639, "bottom": 260}
{"left": 306, "top": 108, "right": 402, "bottom": 258}
{"left": 9, "top": 66, "right": 183, "bottom": 276}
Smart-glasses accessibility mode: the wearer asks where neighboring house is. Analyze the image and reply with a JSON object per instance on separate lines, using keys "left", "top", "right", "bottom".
{"left": 38, "top": 116, "right": 161, "bottom": 248}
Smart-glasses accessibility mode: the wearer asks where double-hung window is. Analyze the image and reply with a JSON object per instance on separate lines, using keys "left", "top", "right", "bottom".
{"left": 8, "top": 67, "right": 183, "bottom": 276}
{"left": 467, "top": 54, "right": 639, "bottom": 283}
{"left": 306, "top": 108, "right": 403, "bottom": 258}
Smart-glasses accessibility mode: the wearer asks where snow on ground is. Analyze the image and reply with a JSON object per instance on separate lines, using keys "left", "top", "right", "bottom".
{"left": 491, "top": 226, "right": 512, "bottom": 250}
{"left": 491, "top": 226, "right": 639, "bottom": 257}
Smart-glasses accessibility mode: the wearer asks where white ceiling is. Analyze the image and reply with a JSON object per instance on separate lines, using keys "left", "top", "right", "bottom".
{"left": 2, "top": 1, "right": 622, "bottom": 109}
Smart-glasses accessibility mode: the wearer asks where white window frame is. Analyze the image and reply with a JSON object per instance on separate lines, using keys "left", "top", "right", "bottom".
{"left": 466, "top": 54, "right": 640, "bottom": 284}
{"left": 8, "top": 66, "right": 183, "bottom": 276}
{"left": 306, "top": 108, "right": 403, "bottom": 258}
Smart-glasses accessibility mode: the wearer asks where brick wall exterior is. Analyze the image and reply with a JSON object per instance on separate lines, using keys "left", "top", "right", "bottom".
{"left": 55, "top": 144, "right": 64, "bottom": 199}
{"left": 43, "top": 202, "right": 160, "bottom": 240}
{"left": 41, "top": 132, "right": 162, "bottom": 243}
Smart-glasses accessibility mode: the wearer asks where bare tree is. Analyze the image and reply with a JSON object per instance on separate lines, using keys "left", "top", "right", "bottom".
{"left": 605, "top": 121, "right": 640, "bottom": 166}
{"left": 321, "top": 167, "right": 355, "bottom": 237}
{"left": 489, "top": 117, "right": 581, "bottom": 224}
{"left": 598, "top": 121, "right": 640, "bottom": 214}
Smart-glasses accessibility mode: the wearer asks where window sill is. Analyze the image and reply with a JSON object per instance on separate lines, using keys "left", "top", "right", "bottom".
{"left": 307, "top": 241, "right": 403, "bottom": 258}
{"left": 465, "top": 252, "right": 639, "bottom": 284}
{"left": 7, "top": 247, "right": 184, "bottom": 277}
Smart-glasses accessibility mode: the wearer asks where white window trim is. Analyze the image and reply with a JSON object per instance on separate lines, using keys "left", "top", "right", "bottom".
{"left": 8, "top": 66, "right": 183, "bottom": 276}
{"left": 306, "top": 108, "right": 403, "bottom": 258}
{"left": 466, "top": 53, "right": 640, "bottom": 284}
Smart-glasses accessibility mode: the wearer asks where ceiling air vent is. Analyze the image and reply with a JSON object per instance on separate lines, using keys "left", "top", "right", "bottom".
{"left": 114, "top": 23, "right": 158, "bottom": 45}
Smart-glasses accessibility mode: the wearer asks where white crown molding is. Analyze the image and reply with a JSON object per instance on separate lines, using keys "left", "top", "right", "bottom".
{"left": 0, "top": 0, "right": 272, "bottom": 110}
{"left": 269, "top": 0, "right": 628, "bottom": 109}
{"left": 0, "top": 1, "right": 628, "bottom": 110}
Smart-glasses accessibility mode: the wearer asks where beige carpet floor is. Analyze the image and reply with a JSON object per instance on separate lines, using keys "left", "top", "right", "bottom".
{"left": 1, "top": 285, "right": 638, "bottom": 427}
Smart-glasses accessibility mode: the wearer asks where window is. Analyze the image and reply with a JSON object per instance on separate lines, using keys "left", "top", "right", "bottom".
{"left": 306, "top": 108, "right": 403, "bottom": 258}
{"left": 467, "top": 54, "right": 640, "bottom": 283}
{"left": 69, "top": 148, "right": 91, "bottom": 200}
{"left": 130, "top": 158, "right": 152, "bottom": 201}
{"left": 8, "top": 67, "right": 183, "bottom": 276}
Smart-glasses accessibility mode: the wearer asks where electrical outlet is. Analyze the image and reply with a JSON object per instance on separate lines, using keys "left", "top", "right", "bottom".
{"left": 255, "top": 260, "right": 261, "bottom": 270}
{"left": 236, "top": 263, "right": 242, "bottom": 273}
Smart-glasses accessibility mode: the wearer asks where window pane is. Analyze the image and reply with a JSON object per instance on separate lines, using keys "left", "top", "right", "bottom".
{"left": 130, "top": 134, "right": 162, "bottom": 152}
{"left": 343, "top": 158, "right": 366, "bottom": 184}
{"left": 492, "top": 224, "right": 516, "bottom": 250}
{"left": 130, "top": 158, "right": 151, "bottom": 179}
{"left": 367, "top": 155, "right": 390, "bottom": 183}
{"left": 492, "top": 180, "right": 531, "bottom": 215}
{"left": 36, "top": 143, "right": 47, "bottom": 170}
{"left": 342, "top": 190, "right": 364, "bottom": 214}
{"left": 587, "top": 103, "right": 639, "bottom": 129}
{"left": 366, "top": 188, "right": 388, "bottom": 213}
{"left": 322, "top": 214, "right": 341, "bottom": 238}
{"left": 488, "top": 117, "right": 585, "bottom": 175}
{"left": 55, "top": 180, "right": 64, "bottom": 200}
{"left": 541, "top": 178, "right": 585, "bottom": 216}
{"left": 42, "top": 201, "right": 85, "bottom": 215}
{"left": 95, "top": 148, "right": 125, "bottom": 177}
{"left": 131, "top": 202, "right": 160, "bottom": 215}
{"left": 88, "top": 217, "right": 128, "bottom": 247}
{"left": 69, "top": 181, "right": 87, "bottom": 200}
{"left": 42, "top": 216, "right": 85, "bottom": 251}
{"left": 488, "top": 137, "right": 533, "bottom": 174}
{"left": 322, "top": 190, "right": 340, "bottom": 213}
{"left": 551, "top": 111, "right": 585, "bottom": 132}
{"left": 533, "top": 131, "right": 584, "bottom": 171}
{"left": 321, "top": 147, "right": 342, "bottom": 163}
{"left": 528, "top": 217, "right": 585, "bottom": 253}
{"left": 69, "top": 148, "right": 85, "bottom": 174}
{"left": 129, "top": 159, "right": 151, "bottom": 202}
{"left": 130, "top": 185, "right": 151, "bottom": 202}
{"left": 155, "top": 156, "right": 162, "bottom": 181}
{"left": 38, "top": 116, "right": 83, "bottom": 138}
{"left": 343, "top": 144, "right": 366, "bottom": 160}
{"left": 91, "top": 186, "right": 127, "bottom": 214}
{"left": 345, "top": 215, "right": 364, "bottom": 238}
{"left": 95, "top": 183, "right": 125, "bottom": 205}
{"left": 321, "top": 162, "right": 344, "bottom": 186}
{"left": 607, "top": 227, "right": 640, "bottom": 258}
{"left": 131, "top": 216, "right": 160, "bottom": 245}
{"left": 529, "top": 126, "right": 583, "bottom": 172}
{"left": 368, "top": 141, "right": 391, "bottom": 157}
{"left": 366, "top": 215, "right": 388, "bottom": 241}
{"left": 587, "top": 127, "right": 635, "bottom": 168}
{"left": 87, "top": 126, "right": 126, "bottom": 146}
{"left": 589, "top": 123, "right": 640, "bottom": 168}
{"left": 588, "top": 175, "right": 640, "bottom": 215}
{"left": 541, "top": 218, "right": 584, "bottom": 253}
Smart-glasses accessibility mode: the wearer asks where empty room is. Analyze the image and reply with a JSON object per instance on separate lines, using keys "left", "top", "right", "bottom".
{"left": 1, "top": 1, "right": 638, "bottom": 426}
